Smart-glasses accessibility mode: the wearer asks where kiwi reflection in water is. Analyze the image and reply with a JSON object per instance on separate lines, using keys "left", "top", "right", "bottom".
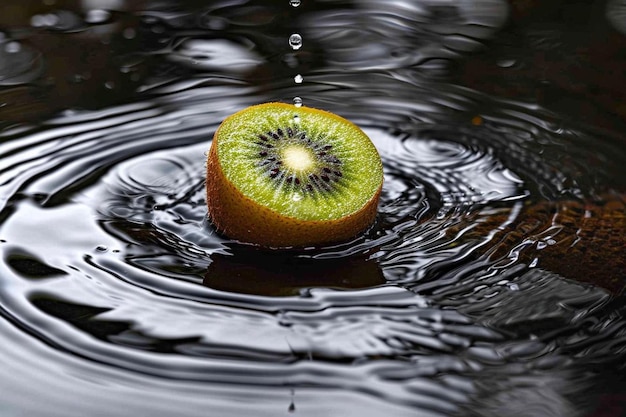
{"left": 204, "top": 245, "right": 385, "bottom": 296}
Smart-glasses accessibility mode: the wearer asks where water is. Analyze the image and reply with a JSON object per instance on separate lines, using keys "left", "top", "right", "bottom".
{"left": 0, "top": 1, "right": 625, "bottom": 416}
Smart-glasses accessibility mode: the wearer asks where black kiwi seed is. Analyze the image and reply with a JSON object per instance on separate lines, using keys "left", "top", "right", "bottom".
{"left": 252, "top": 125, "right": 346, "bottom": 195}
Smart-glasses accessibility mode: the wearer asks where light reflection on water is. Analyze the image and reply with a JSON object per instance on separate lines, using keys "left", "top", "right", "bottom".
{"left": 0, "top": 1, "right": 625, "bottom": 416}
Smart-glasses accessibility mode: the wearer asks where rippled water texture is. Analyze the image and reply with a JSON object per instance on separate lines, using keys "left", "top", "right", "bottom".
{"left": 1, "top": 1, "right": 625, "bottom": 416}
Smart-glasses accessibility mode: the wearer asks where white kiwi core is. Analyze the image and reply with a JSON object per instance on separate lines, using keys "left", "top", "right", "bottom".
{"left": 282, "top": 146, "right": 315, "bottom": 172}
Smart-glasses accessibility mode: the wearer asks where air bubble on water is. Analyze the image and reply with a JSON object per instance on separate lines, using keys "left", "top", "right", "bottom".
{"left": 289, "top": 34, "right": 302, "bottom": 50}
{"left": 293, "top": 97, "right": 303, "bottom": 107}
{"left": 290, "top": 0, "right": 301, "bottom": 7}
{"left": 294, "top": 74, "right": 303, "bottom": 84}
{"left": 85, "top": 9, "right": 111, "bottom": 24}
{"left": 5, "top": 41, "right": 21, "bottom": 54}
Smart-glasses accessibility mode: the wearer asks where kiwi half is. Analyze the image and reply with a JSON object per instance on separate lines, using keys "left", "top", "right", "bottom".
{"left": 206, "top": 102, "right": 383, "bottom": 248}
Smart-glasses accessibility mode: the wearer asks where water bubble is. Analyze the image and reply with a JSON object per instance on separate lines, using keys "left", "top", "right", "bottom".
{"left": 95, "top": 245, "right": 108, "bottom": 252}
{"left": 293, "top": 97, "right": 303, "bottom": 107}
{"left": 104, "top": 81, "right": 115, "bottom": 89}
{"left": 293, "top": 114, "right": 301, "bottom": 123}
{"left": 294, "top": 74, "right": 303, "bottom": 84}
{"left": 85, "top": 9, "right": 111, "bottom": 24}
{"left": 290, "top": 0, "right": 301, "bottom": 7}
{"left": 289, "top": 34, "right": 302, "bottom": 50}
{"left": 5, "top": 42, "right": 21, "bottom": 54}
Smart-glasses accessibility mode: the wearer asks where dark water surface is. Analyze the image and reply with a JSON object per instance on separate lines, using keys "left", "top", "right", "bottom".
{"left": 1, "top": 1, "right": 625, "bottom": 416}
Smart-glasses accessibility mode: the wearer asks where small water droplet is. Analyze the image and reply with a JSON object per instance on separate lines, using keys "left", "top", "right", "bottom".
{"left": 290, "top": 0, "right": 301, "bottom": 7}
{"left": 289, "top": 33, "right": 302, "bottom": 50}
{"left": 5, "top": 41, "right": 21, "bottom": 54}
{"left": 293, "top": 97, "right": 303, "bottom": 107}
{"left": 104, "top": 81, "right": 115, "bottom": 89}
{"left": 508, "top": 283, "right": 520, "bottom": 291}
{"left": 85, "top": 9, "right": 111, "bottom": 24}
{"left": 95, "top": 245, "right": 108, "bottom": 252}
{"left": 293, "top": 114, "right": 301, "bottom": 123}
{"left": 292, "top": 193, "right": 303, "bottom": 201}
{"left": 294, "top": 74, "right": 303, "bottom": 84}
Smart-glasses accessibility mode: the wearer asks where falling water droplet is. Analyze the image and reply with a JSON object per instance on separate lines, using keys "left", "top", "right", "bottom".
{"left": 293, "top": 97, "right": 303, "bottom": 107}
{"left": 293, "top": 114, "right": 301, "bottom": 123}
{"left": 290, "top": 0, "right": 301, "bottom": 7}
{"left": 289, "top": 34, "right": 302, "bottom": 50}
{"left": 294, "top": 74, "right": 303, "bottom": 84}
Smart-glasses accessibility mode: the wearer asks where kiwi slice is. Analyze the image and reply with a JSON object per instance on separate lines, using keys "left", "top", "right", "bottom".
{"left": 206, "top": 102, "right": 383, "bottom": 248}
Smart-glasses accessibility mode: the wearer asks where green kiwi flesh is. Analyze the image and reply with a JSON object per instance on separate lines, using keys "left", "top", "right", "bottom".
{"left": 215, "top": 103, "right": 383, "bottom": 222}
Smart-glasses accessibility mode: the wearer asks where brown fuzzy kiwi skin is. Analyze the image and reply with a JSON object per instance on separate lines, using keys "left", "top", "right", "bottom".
{"left": 206, "top": 117, "right": 382, "bottom": 248}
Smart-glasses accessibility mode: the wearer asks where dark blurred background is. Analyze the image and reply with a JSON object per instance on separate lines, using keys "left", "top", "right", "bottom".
{"left": 1, "top": 0, "right": 625, "bottom": 136}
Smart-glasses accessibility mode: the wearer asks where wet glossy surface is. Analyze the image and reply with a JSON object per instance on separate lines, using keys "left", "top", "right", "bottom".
{"left": 0, "top": 1, "right": 625, "bottom": 416}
